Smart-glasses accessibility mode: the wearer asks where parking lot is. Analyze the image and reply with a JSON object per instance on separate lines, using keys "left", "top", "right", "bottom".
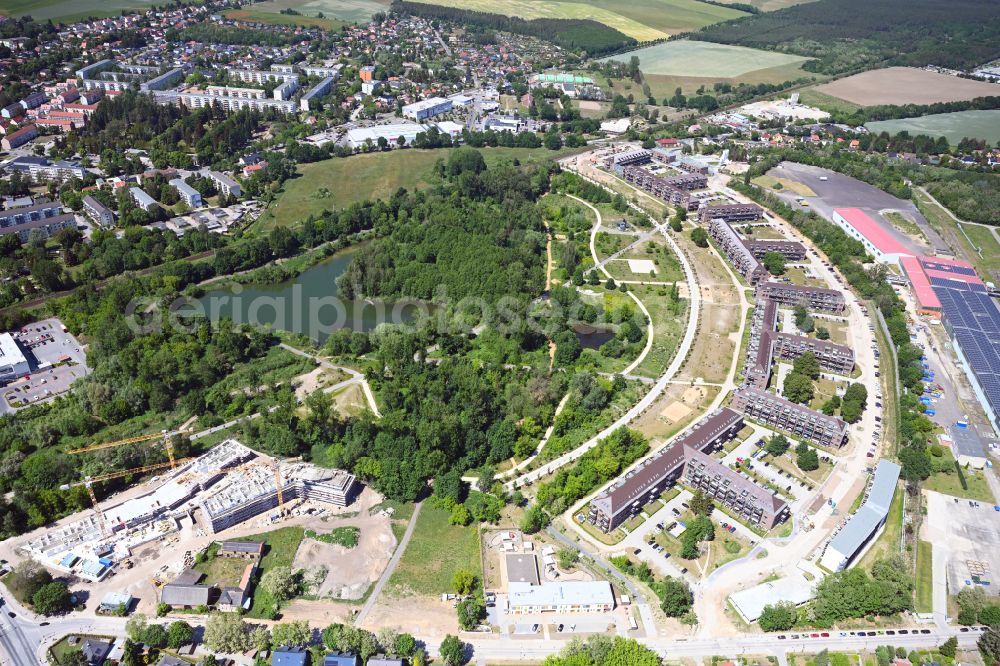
{"left": 925, "top": 490, "right": 1000, "bottom": 598}
{"left": 1, "top": 318, "right": 90, "bottom": 413}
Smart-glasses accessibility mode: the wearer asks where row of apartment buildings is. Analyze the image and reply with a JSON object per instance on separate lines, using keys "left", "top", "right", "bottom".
{"left": 707, "top": 214, "right": 806, "bottom": 285}
{"left": 0, "top": 198, "right": 77, "bottom": 242}
{"left": 588, "top": 408, "right": 789, "bottom": 532}
{"left": 619, "top": 164, "right": 706, "bottom": 211}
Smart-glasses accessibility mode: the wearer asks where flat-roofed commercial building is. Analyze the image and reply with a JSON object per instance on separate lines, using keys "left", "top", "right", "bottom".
{"left": 772, "top": 332, "right": 854, "bottom": 374}
{"left": 709, "top": 217, "right": 766, "bottom": 285}
{"left": 507, "top": 581, "right": 614, "bottom": 614}
{"left": 732, "top": 386, "right": 849, "bottom": 448}
{"left": 588, "top": 408, "right": 744, "bottom": 532}
{"left": 0, "top": 333, "right": 30, "bottom": 384}
{"left": 949, "top": 425, "right": 988, "bottom": 469}
{"left": 345, "top": 123, "right": 429, "bottom": 149}
{"left": 832, "top": 208, "right": 912, "bottom": 267}
{"left": 683, "top": 446, "right": 789, "bottom": 529}
{"left": 820, "top": 459, "right": 900, "bottom": 571}
{"left": 755, "top": 282, "right": 845, "bottom": 312}
{"left": 402, "top": 97, "right": 453, "bottom": 121}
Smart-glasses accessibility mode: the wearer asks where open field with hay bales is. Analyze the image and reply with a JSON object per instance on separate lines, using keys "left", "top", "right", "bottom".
{"left": 813, "top": 67, "right": 1000, "bottom": 106}
{"left": 866, "top": 110, "right": 1000, "bottom": 144}
{"left": 408, "top": 0, "right": 746, "bottom": 40}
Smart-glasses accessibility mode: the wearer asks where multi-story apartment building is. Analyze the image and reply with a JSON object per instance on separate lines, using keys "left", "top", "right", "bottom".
{"left": 177, "top": 91, "right": 297, "bottom": 114}
{"left": 619, "top": 165, "right": 704, "bottom": 211}
{"left": 745, "top": 298, "right": 779, "bottom": 389}
{"left": 83, "top": 195, "right": 114, "bottom": 227}
{"left": 603, "top": 149, "right": 651, "bottom": 169}
{"left": 709, "top": 217, "right": 766, "bottom": 284}
{"left": 588, "top": 408, "right": 745, "bottom": 532}
{"left": 682, "top": 446, "right": 789, "bottom": 529}
{"left": 203, "top": 170, "right": 242, "bottom": 198}
{"left": 170, "top": 178, "right": 203, "bottom": 208}
{"left": 140, "top": 68, "right": 185, "bottom": 92}
{"left": 772, "top": 332, "right": 855, "bottom": 374}
{"left": 300, "top": 77, "right": 336, "bottom": 111}
{"left": 755, "top": 281, "right": 846, "bottom": 312}
{"left": 225, "top": 68, "right": 299, "bottom": 85}
{"left": 732, "top": 386, "right": 849, "bottom": 448}
{"left": 205, "top": 85, "right": 266, "bottom": 99}
{"left": 700, "top": 203, "right": 762, "bottom": 224}
{"left": 745, "top": 238, "right": 806, "bottom": 260}
{"left": 129, "top": 187, "right": 157, "bottom": 212}
{"left": 1, "top": 124, "right": 38, "bottom": 150}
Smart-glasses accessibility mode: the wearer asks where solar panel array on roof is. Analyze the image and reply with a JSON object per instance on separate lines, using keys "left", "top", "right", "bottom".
{"left": 933, "top": 278, "right": 1000, "bottom": 423}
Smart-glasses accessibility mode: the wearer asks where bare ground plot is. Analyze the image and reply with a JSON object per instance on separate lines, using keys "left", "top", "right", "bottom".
{"left": 814, "top": 67, "right": 1000, "bottom": 106}
{"left": 291, "top": 512, "right": 396, "bottom": 600}
{"left": 634, "top": 384, "right": 720, "bottom": 441}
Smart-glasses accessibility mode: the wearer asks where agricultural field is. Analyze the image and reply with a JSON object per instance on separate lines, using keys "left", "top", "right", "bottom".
{"left": 238, "top": 0, "right": 389, "bottom": 23}
{"left": 258, "top": 146, "right": 586, "bottom": 229}
{"left": 408, "top": 0, "right": 747, "bottom": 40}
{"left": 796, "top": 88, "right": 863, "bottom": 115}
{"left": 813, "top": 67, "right": 1000, "bottom": 106}
{"left": 866, "top": 110, "right": 1000, "bottom": 145}
{"left": 602, "top": 40, "right": 809, "bottom": 78}
{"left": 712, "top": 0, "right": 817, "bottom": 9}
{"left": 602, "top": 40, "right": 813, "bottom": 98}
{"left": 0, "top": 0, "right": 159, "bottom": 21}
{"left": 223, "top": 8, "right": 347, "bottom": 30}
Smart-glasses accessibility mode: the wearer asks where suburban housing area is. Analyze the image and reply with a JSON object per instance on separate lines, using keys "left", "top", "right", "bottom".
{"left": 0, "top": 1, "right": 999, "bottom": 666}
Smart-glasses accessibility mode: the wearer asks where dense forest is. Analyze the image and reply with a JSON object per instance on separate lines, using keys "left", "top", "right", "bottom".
{"left": 393, "top": 1, "right": 636, "bottom": 57}
{"left": 338, "top": 148, "right": 550, "bottom": 303}
{"left": 695, "top": 0, "right": 1000, "bottom": 75}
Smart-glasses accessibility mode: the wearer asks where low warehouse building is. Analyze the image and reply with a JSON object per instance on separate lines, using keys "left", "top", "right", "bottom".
{"left": 820, "top": 459, "right": 901, "bottom": 572}
{"left": 507, "top": 581, "right": 614, "bottom": 614}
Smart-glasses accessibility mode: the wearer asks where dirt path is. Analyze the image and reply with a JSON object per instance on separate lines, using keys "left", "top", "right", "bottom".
{"left": 354, "top": 501, "right": 423, "bottom": 626}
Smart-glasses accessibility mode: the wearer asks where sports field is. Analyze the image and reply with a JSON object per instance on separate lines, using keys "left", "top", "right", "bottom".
{"left": 602, "top": 39, "right": 809, "bottom": 78}
{"left": 814, "top": 67, "right": 1000, "bottom": 106}
{"left": 407, "top": 0, "right": 746, "bottom": 40}
{"left": 1, "top": 0, "right": 159, "bottom": 20}
{"left": 223, "top": 8, "right": 346, "bottom": 30}
{"left": 242, "top": 0, "right": 389, "bottom": 24}
{"left": 866, "top": 110, "right": 1000, "bottom": 145}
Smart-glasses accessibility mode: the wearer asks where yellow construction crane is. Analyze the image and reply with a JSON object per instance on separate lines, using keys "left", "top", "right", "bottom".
{"left": 82, "top": 457, "right": 195, "bottom": 539}
{"left": 271, "top": 457, "right": 302, "bottom": 510}
{"left": 68, "top": 430, "right": 179, "bottom": 468}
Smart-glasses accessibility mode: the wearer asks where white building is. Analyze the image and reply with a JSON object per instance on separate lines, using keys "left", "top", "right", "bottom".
{"left": 129, "top": 187, "right": 157, "bottom": 212}
{"left": 831, "top": 208, "right": 912, "bottom": 267}
{"left": 203, "top": 170, "right": 241, "bottom": 198}
{"left": 820, "top": 459, "right": 901, "bottom": 572}
{"left": 0, "top": 333, "right": 30, "bottom": 384}
{"left": 273, "top": 79, "right": 298, "bottom": 101}
{"left": 345, "top": 123, "right": 429, "bottom": 149}
{"left": 507, "top": 581, "right": 615, "bottom": 614}
{"left": 170, "top": 178, "right": 202, "bottom": 208}
{"left": 177, "top": 91, "right": 296, "bottom": 114}
{"left": 300, "top": 77, "right": 336, "bottom": 112}
{"left": 402, "top": 97, "right": 452, "bottom": 121}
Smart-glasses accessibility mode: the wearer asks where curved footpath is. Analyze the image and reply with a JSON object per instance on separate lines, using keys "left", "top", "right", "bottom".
{"left": 504, "top": 173, "right": 701, "bottom": 492}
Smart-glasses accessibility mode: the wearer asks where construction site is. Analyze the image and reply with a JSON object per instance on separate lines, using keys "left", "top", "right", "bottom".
{"left": 15, "top": 439, "right": 358, "bottom": 586}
